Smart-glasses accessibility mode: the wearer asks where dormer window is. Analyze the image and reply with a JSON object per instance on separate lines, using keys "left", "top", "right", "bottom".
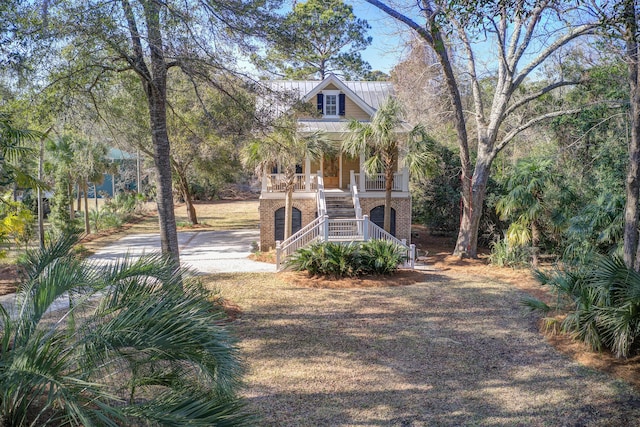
{"left": 317, "top": 91, "right": 346, "bottom": 117}
{"left": 325, "top": 94, "right": 337, "bottom": 116}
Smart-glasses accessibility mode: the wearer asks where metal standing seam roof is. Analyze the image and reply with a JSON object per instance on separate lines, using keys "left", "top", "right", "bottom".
{"left": 261, "top": 79, "right": 394, "bottom": 113}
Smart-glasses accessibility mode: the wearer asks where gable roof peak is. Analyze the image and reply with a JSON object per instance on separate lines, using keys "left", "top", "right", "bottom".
{"left": 303, "top": 74, "right": 376, "bottom": 116}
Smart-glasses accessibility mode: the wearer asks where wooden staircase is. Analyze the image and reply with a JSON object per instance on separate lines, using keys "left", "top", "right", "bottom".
{"left": 325, "top": 194, "right": 355, "bottom": 219}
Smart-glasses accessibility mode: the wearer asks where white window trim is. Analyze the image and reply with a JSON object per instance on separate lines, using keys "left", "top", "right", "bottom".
{"left": 322, "top": 90, "right": 340, "bottom": 118}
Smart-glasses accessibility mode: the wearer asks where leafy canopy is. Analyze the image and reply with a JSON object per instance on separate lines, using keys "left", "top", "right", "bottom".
{"left": 256, "top": 0, "right": 372, "bottom": 79}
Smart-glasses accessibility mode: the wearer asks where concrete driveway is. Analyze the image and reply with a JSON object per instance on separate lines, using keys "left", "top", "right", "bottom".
{"left": 90, "top": 229, "right": 276, "bottom": 274}
{"left": 0, "top": 229, "right": 273, "bottom": 317}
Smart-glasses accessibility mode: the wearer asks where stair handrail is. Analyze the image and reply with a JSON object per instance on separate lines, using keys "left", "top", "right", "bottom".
{"left": 351, "top": 183, "right": 362, "bottom": 219}
{"left": 276, "top": 215, "right": 326, "bottom": 270}
{"left": 366, "top": 218, "right": 416, "bottom": 268}
{"left": 316, "top": 170, "right": 326, "bottom": 217}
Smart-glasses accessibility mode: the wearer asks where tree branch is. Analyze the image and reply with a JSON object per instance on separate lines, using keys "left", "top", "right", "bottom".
{"left": 364, "top": 0, "right": 434, "bottom": 45}
{"left": 493, "top": 104, "right": 621, "bottom": 156}
{"left": 504, "top": 80, "right": 582, "bottom": 118}
{"left": 453, "top": 18, "right": 486, "bottom": 127}
{"left": 513, "top": 23, "right": 598, "bottom": 89}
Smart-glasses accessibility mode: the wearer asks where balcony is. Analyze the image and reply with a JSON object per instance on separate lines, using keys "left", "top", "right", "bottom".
{"left": 262, "top": 173, "right": 319, "bottom": 193}
{"left": 261, "top": 170, "right": 409, "bottom": 194}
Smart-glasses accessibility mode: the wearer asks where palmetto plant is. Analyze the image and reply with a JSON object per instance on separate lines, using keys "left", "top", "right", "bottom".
{"left": 286, "top": 241, "right": 359, "bottom": 278}
{"left": 357, "top": 240, "right": 408, "bottom": 275}
{"left": 525, "top": 256, "right": 640, "bottom": 358}
{"left": 496, "top": 158, "right": 554, "bottom": 267}
{"left": 286, "top": 240, "right": 407, "bottom": 277}
{"left": 243, "top": 117, "right": 333, "bottom": 241}
{"left": 0, "top": 234, "right": 249, "bottom": 426}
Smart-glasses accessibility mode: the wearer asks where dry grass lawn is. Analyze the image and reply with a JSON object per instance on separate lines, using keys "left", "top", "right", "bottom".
{"left": 206, "top": 272, "right": 640, "bottom": 426}
{"left": 174, "top": 200, "right": 260, "bottom": 230}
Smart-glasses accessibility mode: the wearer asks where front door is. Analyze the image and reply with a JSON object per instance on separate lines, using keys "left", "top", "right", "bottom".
{"left": 323, "top": 154, "right": 339, "bottom": 189}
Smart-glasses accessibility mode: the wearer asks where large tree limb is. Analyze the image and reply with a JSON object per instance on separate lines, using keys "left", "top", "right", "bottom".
{"left": 493, "top": 107, "right": 593, "bottom": 156}
{"left": 364, "top": 0, "right": 434, "bottom": 45}
{"left": 508, "top": 0, "right": 550, "bottom": 69}
{"left": 513, "top": 23, "right": 598, "bottom": 89}
{"left": 453, "top": 18, "right": 486, "bottom": 127}
{"left": 503, "top": 80, "right": 582, "bottom": 118}
{"left": 120, "top": 0, "right": 151, "bottom": 81}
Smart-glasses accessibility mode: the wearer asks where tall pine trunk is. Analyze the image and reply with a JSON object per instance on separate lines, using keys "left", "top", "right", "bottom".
{"left": 623, "top": 0, "right": 640, "bottom": 270}
{"left": 83, "top": 181, "right": 90, "bottom": 234}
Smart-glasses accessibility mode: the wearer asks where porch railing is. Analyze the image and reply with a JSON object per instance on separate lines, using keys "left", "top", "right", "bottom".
{"left": 352, "top": 173, "right": 404, "bottom": 191}
{"left": 276, "top": 215, "right": 325, "bottom": 269}
{"left": 264, "top": 173, "right": 317, "bottom": 192}
{"left": 275, "top": 214, "right": 415, "bottom": 270}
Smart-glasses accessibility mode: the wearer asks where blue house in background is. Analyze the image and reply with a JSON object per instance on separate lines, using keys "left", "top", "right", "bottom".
{"left": 90, "top": 148, "right": 141, "bottom": 198}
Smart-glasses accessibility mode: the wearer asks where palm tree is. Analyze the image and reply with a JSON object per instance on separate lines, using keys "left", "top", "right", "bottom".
{"left": 0, "top": 112, "right": 42, "bottom": 189}
{"left": 342, "top": 98, "right": 436, "bottom": 233}
{"left": 0, "top": 234, "right": 249, "bottom": 426}
{"left": 496, "top": 158, "right": 555, "bottom": 267}
{"left": 244, "top": 118, "right": 333, "bottom": 240}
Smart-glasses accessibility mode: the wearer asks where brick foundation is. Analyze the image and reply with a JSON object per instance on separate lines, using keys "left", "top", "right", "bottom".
{"left": 359, "top": 197, "right": 411, "bottom": 244}
{"left": 259, "top": 197, "right": 317, "bottom": 251}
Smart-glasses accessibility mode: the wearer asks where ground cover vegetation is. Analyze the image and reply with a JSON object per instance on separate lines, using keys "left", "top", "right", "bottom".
{"left": 286, "top": 240, "right": 408, "bottom": 277}
{"left": 0, "top": 234, "right": 247, "bottom": 426}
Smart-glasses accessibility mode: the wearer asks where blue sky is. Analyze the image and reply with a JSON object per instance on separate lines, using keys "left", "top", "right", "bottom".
{"left": 350, "top": 2, "right": 411, "bottom": 74}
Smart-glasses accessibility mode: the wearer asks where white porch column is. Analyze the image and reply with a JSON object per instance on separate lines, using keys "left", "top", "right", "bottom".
{"left": 305, "top": 155, "right": 311, "bottom": 191}
{"left": 359, "top": 152, "right": 366, "bottom": 193}
{"left": 262, "top": 165, "right": 268, "bottom": 192}
{"left": 402, "top": 167, "right": 409, "bottom": 192}
{"left": 339, "top": 154, "right": 343, "bottom": 189}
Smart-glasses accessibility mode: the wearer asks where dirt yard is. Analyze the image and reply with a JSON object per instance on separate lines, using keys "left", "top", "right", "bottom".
{"left": 4, "top": 200, "right": 640, "bottom": 425}
{"left": 207, "top": 270, "right": 640, "bottom": 426}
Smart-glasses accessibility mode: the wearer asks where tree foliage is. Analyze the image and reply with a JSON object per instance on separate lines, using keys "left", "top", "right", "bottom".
{"left": 37, "top": 0, "right": 280, "bottom": 263}
{"left": 343, "top": 98, "right": 438, "bottom": 233}
{"left": 0, "top": 234, "right": 249, "bottom": 426}
{"left": 256, "top": 0, "right": 372, "bottom": 79}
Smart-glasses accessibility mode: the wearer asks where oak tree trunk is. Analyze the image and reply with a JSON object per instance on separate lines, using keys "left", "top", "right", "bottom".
{"left": 178, "top": 173, "right": 198, "bottom": 225}
{"left": 455, "top": 158, "right": 491, "bottom": 258}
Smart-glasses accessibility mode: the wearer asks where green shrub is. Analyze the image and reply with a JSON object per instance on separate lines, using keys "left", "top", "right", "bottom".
{"left": 358, "top": 240, "right": 408, "bottom": 275}
{"left": 286, "top": 240, "right": 408, "bottom": 278}
{"left": 524, "top": 256, "right": 640, "bottom": 358}
{"left": 287, "top": 241, "right": 359, "bottom": 278}
{"left": 0, "top": 234, "right": 250, "bottom": 426}
{"left": 488, "top": 238, "right": 531, "bottom": 268}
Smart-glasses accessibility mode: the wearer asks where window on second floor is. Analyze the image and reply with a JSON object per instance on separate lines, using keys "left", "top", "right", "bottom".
{"left": 325, "top": 94, "right": 337, "bottom": 116}
{"left": 317, "top": 90, "right": 344, "bottom": 118}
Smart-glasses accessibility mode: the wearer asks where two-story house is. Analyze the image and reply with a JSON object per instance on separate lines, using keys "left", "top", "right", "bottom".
{"left": 258, "top": 74, "right": 414, "bottom": 268}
